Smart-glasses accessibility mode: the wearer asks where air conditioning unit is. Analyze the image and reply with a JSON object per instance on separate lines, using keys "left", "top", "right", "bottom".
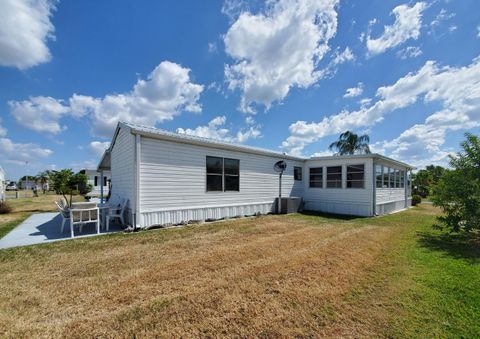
{"left": 275, "top": 197, "right": 303, "bottom": 214}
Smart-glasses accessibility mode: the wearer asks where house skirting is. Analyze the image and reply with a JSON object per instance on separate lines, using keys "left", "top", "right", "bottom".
{"left": 304, "top": 199, "right": 372, "bottom": 217}
{"left": 139, "top": 201, "right": 275, "bottom": 228}
{"left": 376, "top": 199, "right": 408, "bottom": 215}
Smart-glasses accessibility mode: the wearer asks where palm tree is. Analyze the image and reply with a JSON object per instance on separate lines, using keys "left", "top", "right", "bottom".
{"left": 37, "top": 171, "right": 51, "bottom": 194}
{"left": 329, "top": 131, "right": 371, "bottom": 155}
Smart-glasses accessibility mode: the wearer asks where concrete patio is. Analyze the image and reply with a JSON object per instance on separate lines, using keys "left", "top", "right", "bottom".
{"left": 0, "top": 212, "right": 124, "bottom": 249}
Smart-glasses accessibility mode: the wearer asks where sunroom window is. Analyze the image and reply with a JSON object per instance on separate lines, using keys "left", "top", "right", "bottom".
{"left": 309, "top": 167, "right": 323, "bottom": 188}
{"left": 347, "top": 164, "right": 365, "bottom": 189}
{"left": 326, "top": 166, "right": 342, "bottom": 188}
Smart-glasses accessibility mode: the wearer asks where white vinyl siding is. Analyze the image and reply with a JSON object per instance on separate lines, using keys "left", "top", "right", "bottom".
{"left": 138, "top": 137, "right": 304, "bottom": 226}
{"left": 110, "top": 128, "right": 135, "bottom": 221}
{"left": 303, "top": 159, "right": 374, "bottom": 216}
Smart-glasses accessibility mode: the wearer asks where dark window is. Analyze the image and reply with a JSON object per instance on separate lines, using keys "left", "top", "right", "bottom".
{"left": 224, "top": 158, "right": 239, "bottom": 191}
{"left": 94, "top": 176, "right": 98, "bottom": 186}
{"left": 294, "top": 166, "right": 302, "bottom": 181}
{"left": 206, "top": 156, "right": 240, "bottom": 192}
{"left": 400, "top": 170, "right": 405, "bottom": 188}
{"left": 103, "top": 176, "right": 107, "bottom": 186}
{"left": 383, "top": 166, "right": 389, "bottom": 188}
{"left": 389, "top": 168, "right": 395, "bottom": 188}
{"left": 375, "top": 164, "right": 383, "bottom": 188}
{"left": 347, "top": 164, "right": 365, "bottom": 189}
{"left": 395, "top": 169, "right": 401, "bottom": 188}
{"left": 309, "top": 167, "right": 323, "bottom": 188}
{"left": 326, "top": 166, "right": 342, "bottom": 188}
{"left": 206, "top": 156, "right": 223, "bottom": 191}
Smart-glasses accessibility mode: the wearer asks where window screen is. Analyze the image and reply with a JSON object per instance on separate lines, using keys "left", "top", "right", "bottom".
{"left": 326, "top": 166, "right": 342, "bottom": 188}
{"left": 383, "top": 166, "right": 389, "bottom": 188}
{"left": 389, "top": 168, "right": 395, "bottom": 188}
{"left": 309, "top": 167, "right": 323, "bottom": 188}
{"left": 347, "top": 164, "right": 365, "bottom": 189}
{"left": 375, "top": 165, "right": 383, "bottom": 188}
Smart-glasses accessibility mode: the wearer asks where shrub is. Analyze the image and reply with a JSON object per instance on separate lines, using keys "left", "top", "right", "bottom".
{"left": 412, "top": 195, "right": 422, "bottom": 206}
{"left": 432, "top": 133, "right": 480, "bottom": 232}
{"left": 0, "top": 201, "right": 12, "bottom": 214}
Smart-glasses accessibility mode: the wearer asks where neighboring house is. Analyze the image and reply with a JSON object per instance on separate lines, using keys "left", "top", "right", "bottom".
{"left": 0, "top": 167, "right": 5, "bottom": 201}
{"left": 98, "top": 122, "right": 415, "bottom": 229}
{"left": 84, "top": 169, "right": 111, "bottom": 196}
{"left": 19, "top": 178, "right": 38, "bottom": 190}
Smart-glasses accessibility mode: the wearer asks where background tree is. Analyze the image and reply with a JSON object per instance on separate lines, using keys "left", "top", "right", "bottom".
{"left": 432, "top": 133, "right": 480, "bottom": 232}
{"left": 77, "top": 170, "right": 93, "bottom": 195}
{"left": 329, "top": 131, "right": 371, "bottom": 155}
{"left": 36, "top": 171, "right": 50, "bottom": 194}
{"left": 51, "top": 170, "right": 89, "bottom": 206}
{"left": 17, "top": 175, "right": 36, "bottom": 190}
{"left": 412, "top": 165, "right": 447, "bottom": 197}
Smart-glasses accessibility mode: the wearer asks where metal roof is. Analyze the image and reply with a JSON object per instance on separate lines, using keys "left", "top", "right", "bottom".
{"left": 310, "top": 154, "right": 416, "bottom": 169}
{"left": 119, "top": 121, "right": 306, "bottom": 161}
{"left": 97, "top": 121, "right": 416, "bottom": 170}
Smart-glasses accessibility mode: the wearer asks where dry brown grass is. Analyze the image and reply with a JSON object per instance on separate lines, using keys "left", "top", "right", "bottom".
{"left": 0, "top": 194, "right": 85, "bottom": 237}
{"left": 0, "top": 208, "right": 417, "bottom": 338}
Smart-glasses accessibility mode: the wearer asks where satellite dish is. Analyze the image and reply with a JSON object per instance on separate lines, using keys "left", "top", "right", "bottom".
{"left": 274, "top": 160, "right": 287, "bottom": 173}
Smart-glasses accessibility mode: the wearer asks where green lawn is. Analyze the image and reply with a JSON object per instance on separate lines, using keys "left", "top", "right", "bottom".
{"left": 344, "top": 206, "right": 480, "bottom": 337}
{"left": 0, "top": 203, "right": 478, "bottom": 337}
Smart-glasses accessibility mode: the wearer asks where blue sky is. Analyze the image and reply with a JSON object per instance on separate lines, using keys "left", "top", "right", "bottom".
{"left": 0, "top": 0, "right": 479, "bottom": 180}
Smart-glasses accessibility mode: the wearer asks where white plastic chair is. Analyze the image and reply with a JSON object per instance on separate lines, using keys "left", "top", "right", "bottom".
{"left": 55, "top": 201, "right": 70, "bottom": 233}
{"left": 69, "top": 204, "right": 100, "bottom": 238}
{"left": 105, "top": 198, "right": 127, "bottom": 231}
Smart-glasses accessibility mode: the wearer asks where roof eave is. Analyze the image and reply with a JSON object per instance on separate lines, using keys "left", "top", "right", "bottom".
{"left": 309, "top": 153, "right": 415, "bottom": 169}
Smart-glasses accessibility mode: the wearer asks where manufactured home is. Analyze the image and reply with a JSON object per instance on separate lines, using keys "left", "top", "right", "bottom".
{"left": 84, "top": 169, "right": 111, "bottom": 197}
{"left": 98, "top": 122, "right": 414, "bottom": 229}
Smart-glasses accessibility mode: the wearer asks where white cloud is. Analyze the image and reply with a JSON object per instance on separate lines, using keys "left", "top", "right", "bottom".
{"left": 9, "top": 61, "right": 204, "bottom": 138}
{"left": 89, "top": 141, "right": 110, "bottom": 157}
{"left": 343, "top": 82, "right": 364, "bottom": 98}
{"left": 208, "top": 42, "right": 218, "bottom": 53}
{"left": 366, "top": 2, "right": 427, "bottom": 56}
{"left": 0, "top": 118, "right": 7, "bottom": 137}
{"left": 9, "top": 96, "right": 70, "bottom": 134}
{"left": 282, "top": 55, "right": 480, "bottom": 160}
{"left": 0, "top": 0, "right": 56, "bottom": 69}
{"left": 396, "top": 46, "right": 423, "bottom": 59}
{"left": 176, "top": 115, "right": 261, "bottom": 143}
{"left": 430, "top": 8, "right": 455, "bottom": 28}
{"left": 70, "top": 159, "right": 99, "bottom": 172}
{"left": 224, "top": 0, "right": 339, "bottom": 113}
{"left": 0, "top": 137, "right": 53, "bottom": 162}
{"left": 311, "top": 150, "right": 333, "bottom": 157}
{"left": 221, "top": 0, "right": 251, "bottom": 22}
{"left": 477, "top": 25, "right": 480, "bottom": 38}
{"left": 331, "top": 47, "right": 355, "bottom": 66}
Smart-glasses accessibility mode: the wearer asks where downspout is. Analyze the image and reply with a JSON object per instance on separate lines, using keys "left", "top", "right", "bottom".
{"left": 372, "top": 160, "right": 377, "bottom": 216}
{"left": 134, "top": 133, "right": 141, "bottom": 230}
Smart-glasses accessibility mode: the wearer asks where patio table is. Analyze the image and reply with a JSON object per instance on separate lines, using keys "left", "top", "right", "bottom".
{"left": 72, "top": 202, "right": 110, "bottom": 229}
